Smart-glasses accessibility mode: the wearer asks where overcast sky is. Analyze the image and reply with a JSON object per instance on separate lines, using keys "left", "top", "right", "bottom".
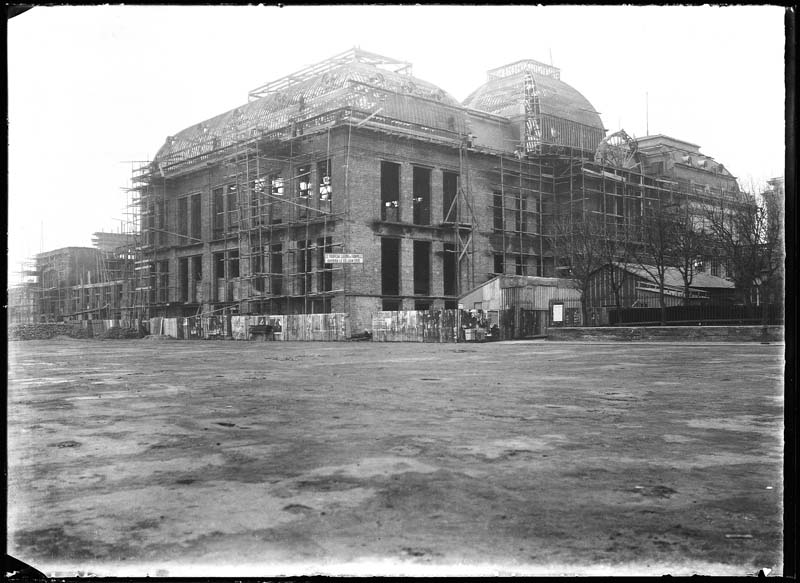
{"left": 7, "top": 5, "right": 786, "bottom": 283}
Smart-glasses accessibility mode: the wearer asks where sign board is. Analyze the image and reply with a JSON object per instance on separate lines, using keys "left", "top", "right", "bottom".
{"left": 325, "top": 253, "right": 363, "bottom": 264}
{"left": 552, "top": 303, "right": 564, "bottom": 323}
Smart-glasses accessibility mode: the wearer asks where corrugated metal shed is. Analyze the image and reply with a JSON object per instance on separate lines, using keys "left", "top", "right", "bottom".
{"left": 460, "top": 275, "right": 581, "bottom": 311}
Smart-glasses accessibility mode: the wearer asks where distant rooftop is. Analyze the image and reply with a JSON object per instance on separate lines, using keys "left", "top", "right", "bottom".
{"left": 637, "top": 134, "right": 702, "bottom": 151}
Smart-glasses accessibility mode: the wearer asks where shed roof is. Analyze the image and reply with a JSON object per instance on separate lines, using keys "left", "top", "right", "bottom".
{"left": 615, "top": 262, "right": 734, "bottom": 289}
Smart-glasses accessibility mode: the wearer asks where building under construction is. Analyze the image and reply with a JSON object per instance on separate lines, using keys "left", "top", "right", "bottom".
{"left": 26, "top": 232, "right": 137, "bottom": 323}
{"left": 128, "top": 48, "right": 740, "bottom": 331}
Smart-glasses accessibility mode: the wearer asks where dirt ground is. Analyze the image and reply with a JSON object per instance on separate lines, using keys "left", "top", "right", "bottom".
{"left": 7, "top": 337, "right": 784, "bottom": 577}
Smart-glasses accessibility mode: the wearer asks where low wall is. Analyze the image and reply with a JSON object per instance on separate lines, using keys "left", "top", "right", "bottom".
{"left": 547, "top": 325, "right": 784, "bottom": 343}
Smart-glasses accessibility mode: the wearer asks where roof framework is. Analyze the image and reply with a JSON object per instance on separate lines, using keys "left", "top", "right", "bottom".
{"left": 248, "top": 48, "right": 412, "bottom": 101}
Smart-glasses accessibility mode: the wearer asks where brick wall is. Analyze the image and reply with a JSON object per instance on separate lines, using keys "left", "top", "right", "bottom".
{"left": 144, "top": 125, "right": 555, "bottom": 326}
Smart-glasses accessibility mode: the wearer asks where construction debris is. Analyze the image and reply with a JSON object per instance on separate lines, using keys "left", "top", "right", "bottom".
{"left": 8, "top": 323, "right": 88, "bottom": 341}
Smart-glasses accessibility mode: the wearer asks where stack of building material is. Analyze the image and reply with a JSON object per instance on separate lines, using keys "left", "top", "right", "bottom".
{"left": 8, "top": 323, "right": 87, "bottom": 340}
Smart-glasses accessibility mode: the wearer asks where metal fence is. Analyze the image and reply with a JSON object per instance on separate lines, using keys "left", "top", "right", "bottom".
{"left": 547, "top": 300, "right": 783, "bottom": 328}
{"left": 608, "top": 304, "right": 783, "bottom": 326}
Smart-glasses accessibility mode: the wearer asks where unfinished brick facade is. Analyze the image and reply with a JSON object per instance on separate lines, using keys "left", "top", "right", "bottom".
{"left": 129, "top": 49, "right": 740, "bottom": 329}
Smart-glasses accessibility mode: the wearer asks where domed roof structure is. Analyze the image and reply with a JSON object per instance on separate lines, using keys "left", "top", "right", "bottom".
{"left": 154, "top": 49, "right": 466, "bottom": 170}
{"left": 463, "top": 60, "right": 606, "bottom": 153}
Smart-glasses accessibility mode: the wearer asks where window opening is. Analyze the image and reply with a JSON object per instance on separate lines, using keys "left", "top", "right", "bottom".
{"left": 297, "top": 166, "right": 311, "bottom": 198}
{"left": 251, "top": 178, "right": 266, "bottom": 226}
{"left": 191, "top": 255, "right": 203, "bottom": 302}
{"left": 178, "top": 197, "right": 188, "bottom": 240}
{"left": 381, "top": 161, "right": 400, "bottom": 222}
{"left": 317, "top": 160, "right": 332, "bottom": 202}
{"left": 381, "top": 238, "right": 401, "bottom": 296}
{"left": 413, "top": 240, "right": 431, "bottom": 295}
{"left": 443, "top": 243, "right": 457, "bottom": 296}
{"left": 179, "top": 257, "right": 189, "bottom": 301}
{"left": 190, "top": 194, "right": 202, "bottom": 239}
{"left": 213, "top": 188, "right": 225, "bottom": 238}
{"left": 271, "top": 244, "right": 283, "bottom": 295}
{"left": 412, "top": 166, "right": 431, "bottom": 225}
{"left": 494, "top": 254, "right": 504, "bottom": 274}
{"left": 270, "top": 175, "right": 284, "bottom": 224}
{"left": 229, "top": 250, "right": 239, "bottom": 279}
{"left": 493, "top": 191, "right": 503, "bottom": 231}
{"left": 443, "top": 171, "right": 459, "bottom": 222}
{"left": 226, "top": 184, "right": 239, "bottom": 230}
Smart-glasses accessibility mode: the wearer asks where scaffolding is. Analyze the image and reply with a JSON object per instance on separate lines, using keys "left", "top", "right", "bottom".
{"left": 222, "top": 131, "right": 346, "bottom": 316}
{"left": 129, "top": 48, "right": 485, "bottom": 321}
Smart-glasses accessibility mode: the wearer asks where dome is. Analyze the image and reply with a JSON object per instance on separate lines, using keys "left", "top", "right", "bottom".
{"left": 463, "top": 60, "right": 605, "bottom": 152}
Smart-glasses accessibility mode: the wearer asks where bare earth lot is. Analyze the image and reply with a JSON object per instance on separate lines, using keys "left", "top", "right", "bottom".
{"left": 7, "top": 338, "right": 783, "bottom": 577}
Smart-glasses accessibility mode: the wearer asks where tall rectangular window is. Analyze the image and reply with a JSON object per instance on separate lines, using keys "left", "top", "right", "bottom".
{"left": 251, "top": 248, "right": 264, "bottom": 293}
{"left": 516, "top": 194, "right": 525, "bottom": 232}
{"left": 213, "top": 188, "right": 225, "bottom": 238}
{"left": 191, "top": 255, "right": 203, "bottom": 302}
{"left": 443, "top": 171, "right": 459, "bottom": 223}
{"left": 158, "top": 200, "right": 169, "bottom": 246}
{"left": 317, "top": 160, "right": 332, "bottom": 203}
{"left": 297, "top": 166, "right": 311, "bottom": 220}
{"left": 381, "top": 238, "right": 401, "bottom": 296}
{"left": 229, "top": 250, "right": 239, "bottom": 278}
{"left": 214, "top": 253, "right": 225, "bottom": 301}
{"left": 297, "top": 166, "right": 311, "bottom": 198}
{"left": 190, "top": 194, "right": 202, "bottom": 239}
{"left": 271, "top": 244, "right": 283, "bottom": 295}
{"left": 251, "top": 178, "right": 266, "bottom": 226}
{"left": 214, "top": 253, "right": 225, "bottom": 279}
{"left": 270, "top": 175, "right": 284, "bottom": 224}
{"left": 412, "top": 166, "right": 431, "bottom": 225}
{"left": 443, "top": 243, "right": 457, "bottom": 296}
{"left": 381, "top": 161, "right": 400, "bottom": 222}
{"left": 493, "top": 192, "right": 503, "bottom": 231}
{"left": 178, "top": 197, "right": 188, "bottom": 240}
{"left": 413, "top": 241, "right": 431, "bottom": 295}
{"left": 178, "top": 257, "right": 189, "bottom": 301}
{"left": 226, "top": 185, "right": 239, "bottom": 230}
{"left": 158, "top": 260, "right": 169, "bottom": 303}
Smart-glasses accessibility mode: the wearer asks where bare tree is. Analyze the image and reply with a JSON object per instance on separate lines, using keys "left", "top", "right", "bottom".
{"left": 632, "top": 203, "right": 678, "bottom": 325}
{"left": 548, "top": 212, "right": 606, "bottom": 326}
{"left": 597, "top": 218, "right": 636, "bottom": 320}
{"left": 705, "top": 188, "right": 782, "bottom": 307}
{"left": 668, "top": 203, "right": 708, "bottom": 304}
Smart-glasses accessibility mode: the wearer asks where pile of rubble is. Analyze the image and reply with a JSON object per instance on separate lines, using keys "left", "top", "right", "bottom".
{"left": 8, "top": 323, "right": 88, "bottom": 341}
